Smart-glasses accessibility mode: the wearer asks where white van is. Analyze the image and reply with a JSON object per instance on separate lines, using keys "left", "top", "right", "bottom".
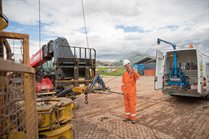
{"left": 155, "top": 48, "right": 209, "bottom": 98}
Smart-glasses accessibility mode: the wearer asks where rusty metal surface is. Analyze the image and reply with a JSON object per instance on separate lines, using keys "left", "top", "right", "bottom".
{"left": 0, "top": 74, "right": 26, "bottom": 138}
{"left": 24, "top": 73, "right": 38, "bottom": 139}
{"left": 0, "top": 58, "right": 34, "bottom": 73}
{"left": 1, "top": 38, "right": 12, "bottom": 59}
{"left": 0, "top": 71, "right": 38, "bottom": 139}
{"left": 0, "top": 31, "right": 38, "bottom": 139}
{"left": 0, "top": 31, "right": 29, "bottom": 40}
{"left": 0, "top": 0, "right": 9, "bottom": 30}
{"left": 0, "top": 31, "right": 29, "bottom": 64}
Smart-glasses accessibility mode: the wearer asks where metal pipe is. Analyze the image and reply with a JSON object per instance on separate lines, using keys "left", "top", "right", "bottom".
{"left": 74, "top": 47, "right": 76, "bottom": 57}
{"left": 0, "top": 0, "right": 2, "bottom": 15}
{"left": 173, "top": 51, "right": 177, "bottom": 75}
{"left": 157, "top": 38, "right": 176, "bottom": 50}
{"left": 0, "top": 38, "right": 3, "bottom": 58}
{"left": 3, "top": 38, "right": 12, "bottom": 59}
{"left": 79, "top": 47, "right": 81, "bottom": 58}
{"left": 90, "top": 49, "right": 91, "bottom": 59}
{"left": 85, "top": 48, "right": 86, "bottom": 58}
{"left": 0, "top": 0, "right": 4, "bottom": 46}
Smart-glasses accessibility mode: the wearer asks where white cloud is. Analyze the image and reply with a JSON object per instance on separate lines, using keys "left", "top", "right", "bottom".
{"left": 4, "top": 0, "right": 39, "bottom": 25}
{"left": 3, "top": 0, "right": 209, "bottom": 61}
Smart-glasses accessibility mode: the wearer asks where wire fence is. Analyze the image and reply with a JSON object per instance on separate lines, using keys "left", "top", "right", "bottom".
{"left": 2, "top": 39, "right": 23, "bottom": 63}
{"left": 0, "top": 70, "right": 38, "bottom": 139}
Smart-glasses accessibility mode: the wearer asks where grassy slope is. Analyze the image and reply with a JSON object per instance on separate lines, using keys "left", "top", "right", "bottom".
{"left": 97, "top": 67, "right": 125, "bottom": 76}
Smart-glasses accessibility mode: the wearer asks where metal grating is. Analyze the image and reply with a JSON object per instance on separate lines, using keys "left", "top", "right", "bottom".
{"left": 0, "top": 71, "right": 38, "bottom": 139}
{"left": 0, "top": 72, "right": 25, "bottom": 138}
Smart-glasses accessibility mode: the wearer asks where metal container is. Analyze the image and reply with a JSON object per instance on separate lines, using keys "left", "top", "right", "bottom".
{"left": 1, "top": 130, "right": 26, "bottom": 139}
{"left": 39, "top": 123, "right": 73, "bottom": 139}
{"left": 144, "top": 63, "right": 156, "bottom": 70}
{"left": 138, "top": 64, "right": 145, "bottom": 75}
{"left": 37, "top": 102, "right": 59, "bottom": 131}
{"left": 37, "top": 97, "right": 74, "bottom": 131}
{"left": 58, "top": 99, "right": 74, "bottom": 124}
{"left": 144, "top": 69, "right": 155, "bottom": 76}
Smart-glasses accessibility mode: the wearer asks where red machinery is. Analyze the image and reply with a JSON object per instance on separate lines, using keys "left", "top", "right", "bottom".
{"left": 30, "top": 47, "right": 52, "bottom": 92}
{"left": 30, "top": 37, "right": 96, "bottom": 93}
{"left": 30, "top": 48, "right": 46, "bottom": 68}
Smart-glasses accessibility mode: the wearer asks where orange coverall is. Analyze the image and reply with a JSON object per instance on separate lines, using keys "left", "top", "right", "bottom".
{"left": 121, "top": 68, "right": 140, "bottom": 120}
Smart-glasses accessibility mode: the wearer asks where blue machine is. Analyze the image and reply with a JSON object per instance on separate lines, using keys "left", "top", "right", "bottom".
{"left": 138, "top": 64, "right": 144, "bottom": 76}
{"left": 133, "top": 64, "right": 139, "bottom": 72}
{"left": 157, "top": 38, "right": 189, "bottom": 87}
{"left": 134, "top": 64, "right": 144, "bottom": 75}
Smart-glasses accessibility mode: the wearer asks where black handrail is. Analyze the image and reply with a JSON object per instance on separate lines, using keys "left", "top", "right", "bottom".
{"left": 71, "top": 46, "right": 96, "bottom": 60}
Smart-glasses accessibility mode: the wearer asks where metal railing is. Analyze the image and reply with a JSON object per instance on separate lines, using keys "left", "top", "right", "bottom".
{"left": 71, "top": 46, "right": 96, "bottom": 60}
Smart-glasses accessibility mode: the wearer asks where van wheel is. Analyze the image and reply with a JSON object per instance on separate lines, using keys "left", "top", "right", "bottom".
{"left": 170, "top": 94, "right": 178, "bottom": 97}
{"left": 205, "top": 95, "right": 209, "bottom": 100}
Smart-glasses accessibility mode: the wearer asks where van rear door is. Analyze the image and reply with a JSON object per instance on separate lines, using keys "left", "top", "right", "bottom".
{"left": 197, "top": 52, "right": 203, "bottom": 94}
{"left": 206, "top": 64, "right": 209, "bottom": 92}
{"left": 155, "top": 50, "right": 164, "bottom": 90}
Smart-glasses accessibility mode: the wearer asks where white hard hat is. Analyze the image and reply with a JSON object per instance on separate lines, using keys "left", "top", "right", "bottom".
{"left": 123, "top": 59, "right": 130, "bottom": 66}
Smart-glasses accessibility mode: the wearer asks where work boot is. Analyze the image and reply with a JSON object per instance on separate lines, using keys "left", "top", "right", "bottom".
{"left": 131, "top": 120, "right": 136, "bottom": 124}
{"left": 123, "top": 118, "right": 130, "bottom": 122}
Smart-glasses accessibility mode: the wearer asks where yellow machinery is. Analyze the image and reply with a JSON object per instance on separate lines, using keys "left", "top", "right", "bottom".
{"left": 37, "top": 97, "right": 74, "bottom": 130}
{"left": 0, "top": 1, "right": 8, "bottom": 30}
{"left": 39, "top": 123, "right": 73, "bottom": 139}
{"left": 1, "top": 130, "right": 26, "bottom": 139}
{"left": 37, "top": 97, "right": 74, "bottom": 139}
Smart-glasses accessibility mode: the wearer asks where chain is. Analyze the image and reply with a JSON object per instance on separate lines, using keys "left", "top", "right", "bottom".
{"left": 85, "top": 92, "right": 88, "bottom": 104}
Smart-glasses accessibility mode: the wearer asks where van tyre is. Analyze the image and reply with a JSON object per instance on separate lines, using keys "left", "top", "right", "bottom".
{"left": 205, "top": 94, "right": 209, "bottom": 100}
{"left": 170, "top": 94, "right": 179, "bottom": 98}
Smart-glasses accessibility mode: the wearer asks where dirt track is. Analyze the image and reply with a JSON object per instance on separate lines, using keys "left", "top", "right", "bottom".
{"left": 72, "top": 76, "right": 209, "bottom": 139}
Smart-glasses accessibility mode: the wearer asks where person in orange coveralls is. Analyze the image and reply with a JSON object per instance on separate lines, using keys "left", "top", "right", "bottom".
{"left": 121, "top": 59, "right": 140, "bottom": 124}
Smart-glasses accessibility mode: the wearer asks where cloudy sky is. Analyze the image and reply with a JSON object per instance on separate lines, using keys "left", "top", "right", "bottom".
{"left": 3, "top": 0, "right": 209, "bottom": 61}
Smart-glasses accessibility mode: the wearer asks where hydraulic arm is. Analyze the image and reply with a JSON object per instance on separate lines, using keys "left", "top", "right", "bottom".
{"left": 157, "top": 38, "right": 189, "bottom": 87}
{"left": 157, "top": 38, "right": 177, "bottom": 76}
